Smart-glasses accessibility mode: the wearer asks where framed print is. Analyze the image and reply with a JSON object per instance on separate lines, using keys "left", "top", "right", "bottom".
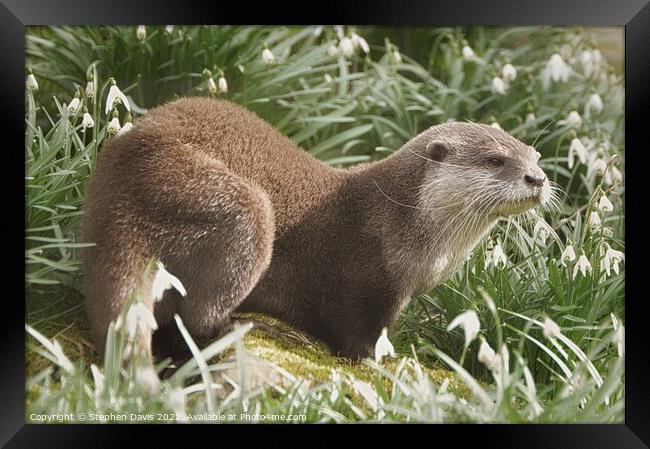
{"left": 2, "top": 0, "right": 649, "bottom": 446}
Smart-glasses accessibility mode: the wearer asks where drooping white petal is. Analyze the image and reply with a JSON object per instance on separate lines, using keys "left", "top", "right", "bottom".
{"left": 478, "top": 339, "right": 497, "bottom": 371}
{"left": 262, "top": 48, "right": 275, "bottom": 65}
{"left": 125, "top": 302, "right": 158, "bottom": 337}
{"left": 585, "top": 93, "right": 604, "bottom": 117}
{"left": 68, "top": 97, "right": 81, "bottom": 114}
{"left": 374, "top": 327, "right": 396, "bottom": 363}
{"left": 152, "top": 261, "right": 187, "bottom": 302}
{"left": 217, "top": 76, "right": 228, "bottom": 93}
{"left": 136, "top": 25, "right": 147, "bottom": 41}
{"left": 351, "top": 32, "right": 369, "bottom": 54}
{"left": 491, "top": 77, "right": 506, "bottom": 95}
{"left": 105, "top": 84, "right": 131, "bottom": 115}
{"left": 502, "top": 63, "right": 517, "bottom": 82}
{"left": 447, "top": 310, "right": 480, "bottom": 348}
{"left": 207, "top": 77, "right": 217, "bottom": 94}
{"left": 462, "top": 45, "right": 476, "bottom": 62}
{"left": 598, "top": 195, "right": 613, "bottom": 214}
{"left": 107, "top": 116, "right": 121, "bottom": 134}
{"left": 588, "top": 211, "right": 601, "bottom": 230}
{"left": 568, "top": 138, "right": 587, "bottom": 169}
{"left": 82, "top": 112, "right": 95, "bottom": 128}
{"left": 572, "top": 254, "right": 592, "bottom": 279}
{"left": 339, "top": 37, "right": 355, "bottom": 57}
{"left": 560, "top": 245, "right": 576, "bottom": 265}
{"left": 116, "top": 122, "right": 133, "bottom": 136}
{"left": 85, "top": 80, "right": 95, "bottom": 99}
{"left": 26, "top": 73, "right": 39, "bottom": 91}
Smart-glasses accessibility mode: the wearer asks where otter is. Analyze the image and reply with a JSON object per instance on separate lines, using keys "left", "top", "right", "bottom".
{"left": 81, "top": 97, "right": 550, "bottom": 361}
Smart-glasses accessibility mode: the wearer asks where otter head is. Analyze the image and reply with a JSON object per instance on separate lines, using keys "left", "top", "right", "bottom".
{"left": 413, "top": 122, "right": 550, "bottom": 219}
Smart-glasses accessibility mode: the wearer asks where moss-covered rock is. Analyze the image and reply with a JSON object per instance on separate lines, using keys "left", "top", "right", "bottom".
{"left": 26, "top": 286, "right": 469, "bottom": 402}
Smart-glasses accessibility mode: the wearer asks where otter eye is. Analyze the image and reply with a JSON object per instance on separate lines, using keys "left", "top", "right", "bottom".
{"left": 487, "top": 157, "right": 504, "bottom": 167}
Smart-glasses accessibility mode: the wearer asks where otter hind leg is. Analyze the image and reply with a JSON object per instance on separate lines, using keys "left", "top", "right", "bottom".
{"left": 139, "top": 151, "right": 276, "bottom": 353}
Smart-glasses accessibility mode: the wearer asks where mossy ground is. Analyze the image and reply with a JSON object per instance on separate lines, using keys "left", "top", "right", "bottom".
{"left": 26, "top": 284, "right": 469, "bottom": 400}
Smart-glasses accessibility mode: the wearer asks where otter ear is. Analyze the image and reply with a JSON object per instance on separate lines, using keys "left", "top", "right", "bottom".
{"left": 425, "top": 140, "right": 451, "bottom": 162}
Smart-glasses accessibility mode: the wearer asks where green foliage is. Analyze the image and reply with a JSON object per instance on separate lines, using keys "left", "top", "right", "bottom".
{"left": 25, "top": 25, "right": 624, "bottom": 423}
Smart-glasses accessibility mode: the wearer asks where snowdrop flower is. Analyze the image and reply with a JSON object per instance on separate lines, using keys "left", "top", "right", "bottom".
{"left": 543, "top": 53, "right": 571, "bottom": 88}
{"left": 107, "top": 116, "right": 121, "bottom": 134}
{"left": 262, "top": 48, "right": 275, "bottom": 65}
{"left": 339, "top": 37, "right": 355, "bottom": 57}
{"left": 374, "top": 327, "right": 395, "bottom": 363}
{"left": 392, "top": 50, "right": 402, "bottom": 63}
{"left": 567, "top": 138, "right": 587, "bottom": 169}
{"left": 525, "top": 112, "right": 536, "bottom": 125}
{"left": 124, "top": 302, "right": 158, "bottom": 337}
{"left": 447, "top": 310, "right": 480, "bottom": 348}
{"left": 588, "top": 211, "right": 601, "bottom": 230}
{"left": 166, "top": 388, "right": 187, "bottom": 416}
{"left": 116, "top": 121, "right": 133, "bottom": 136}
{"left": 491, "top": 77, "right": 506, "bottom": 95}
{"left": 478, "top": 339, "right": 498, "bottom": 371}
{"left": 351, "top": 32, "right": 369, "bottom": 54}
{"left": 26, "top": 72, "right": 38, "bottom": 91}
{"left": 152, "top": 260, "right": 187, "bottom": 302}
{"left": 135, "top": 366, "right": 161, "bottom": 396}
{"left": 560, "top": 244, "right": 576, "bottom": 265}
{"left": 136, "top": 25, "right": 147, "bottom": 41}
{"left": 327, "top": 43, "right": 340, "bottom": 57}
{"left": 598, "top": 195, "right": 613, "bottom": 214}
{"left": 90, "top": 364, "right": 105, "bottom": 397}
{"left": 579, "top": 50, "right": 595, "bottom": 76}
{"left": 85, "top": 80, "right": 95, "bottom": 99}
{"left": 572, "top": 253, "right": 592, "bottom": 279}
{"left": 592, "top": 49, "right": 603, "bottom": 65}
{"left": 490, "top": 122, "right": 503, "bottom": 131}
{"left": 600, "top": 242, "right": 624, "bottom": 276}
{"left": 462, "top": 45, "right": 476, "bottom": 62}
{"left": 207, "top": 77, "right": 217, "bottom": 94}
{"left": 587, "top": 157, "right": 607, "bottom": 180}
{"left": 105, "top": 81, "right": 131, "bottom": 115}
{"left": 533, "top": 219, "right": 550, "bottom": 245}
{"left": 609, "top": 165, "right": 623, "bottom": 185}
{"left": 217, "top": 76, "right": 228, "bottom": 94}
{"left": 68, "top": 97, "right": 81, "bottom": 114}
{"left": 559, "top": 110, "right": 582, "bottom": 128}
{"left": 486, "top": 242, "right": 507, "bottom": 268}
{"left": 585, "top": 93, "right": 604, "bottom": 118}
{"left": 82, "top": 112, "right": 95, "bottom": 128}
{"left": 502, "top": 63, "right": 517, "bottom": 82}
{"left": 324, "top": 73, "right": 333, "bottom": 83}
{"left": 164, "top": 25, "right": 174, "bottom": 34}
{"left": 542, "top": 317, "right": 561, "bottom": 339}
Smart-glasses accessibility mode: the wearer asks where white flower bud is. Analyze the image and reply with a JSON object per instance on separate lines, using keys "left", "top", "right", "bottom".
{"left": 26, "top": 73, "right": 39, "bottom": 91}
{"left": 136, "top": 25, "right": 147, "bottom": 41}
{"left": 262, "top": 48, "right": 275, "bottom": 65}
{"left": 502, "top": 63, "right": 517, "bottom": 82}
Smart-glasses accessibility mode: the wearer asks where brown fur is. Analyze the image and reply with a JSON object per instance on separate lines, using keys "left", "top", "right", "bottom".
{"left": 82, "top": 97, "right": 549, "bottom": 360}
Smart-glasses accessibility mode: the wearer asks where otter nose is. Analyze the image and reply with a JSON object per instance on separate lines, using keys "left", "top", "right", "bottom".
{"left": 524, "top": 174, "right": 546, "bottom": 187}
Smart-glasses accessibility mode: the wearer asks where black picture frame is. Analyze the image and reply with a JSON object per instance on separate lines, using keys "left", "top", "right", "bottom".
{"left": 4, "top": 0, "right": 649, "bottom": 446}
